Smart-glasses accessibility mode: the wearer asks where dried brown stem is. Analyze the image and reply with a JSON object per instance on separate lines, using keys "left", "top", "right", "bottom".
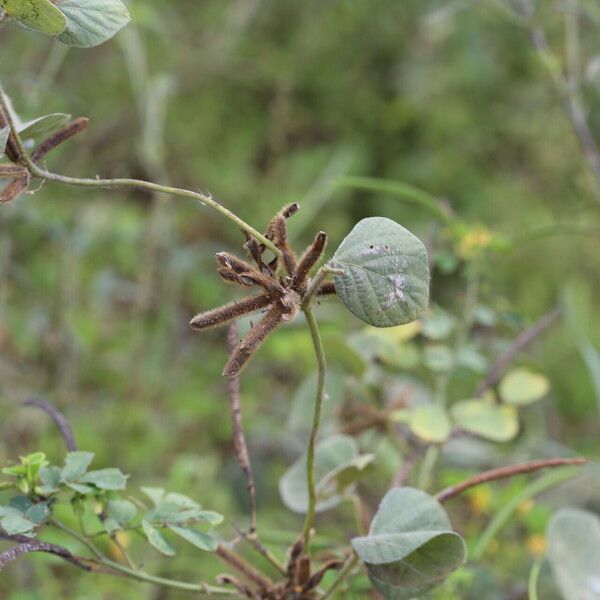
{"left": 435, "top": 457, "right": 587, "bottom": 503}
{"left": 216, "top": 544, "right": 273, "bottom": 591}
{"left": 476, "top": 306, "right": 561, "bottom": 397}
{"left": 226, "top": 323, "right": 257, "bottom": 533}
{"left": 22, "top": 398, "right": 77, "bottom": 451}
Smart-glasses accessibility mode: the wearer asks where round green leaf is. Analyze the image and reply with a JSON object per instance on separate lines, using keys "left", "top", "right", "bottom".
{"left": 499, "top": 367, "right": 550, "bottom": 405}
{"left": 451, "top": 399, "right": 518, "bottom": 442}
{"left": 54, "top": 0, "right": 130, "bottom": 47}
{"left": 279, "top": 434, "right": 374, "bottom": 514}
{"left": 81, "top": 468, "right": 128, "bottom": 490}
{"left": 547, "top": 508, "right": 600, "bottom": 600}
{"left": 18, "top": 113, "right": 71, "bottom": 141}
{"left": 0, "top": 0, "right": 66, "bottom": 35}
{"left": 352, "top": 487, "right": 466, "bottom": 599}
{"left": 330, "top": 217, "right": 430, "bottom": 327}
{"left": 409, "top": 405, "right": 451, "bottom": 443}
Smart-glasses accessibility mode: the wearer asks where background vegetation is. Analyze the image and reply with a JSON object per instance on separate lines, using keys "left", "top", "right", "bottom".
{"left": 1, "top": 0, "right": 600, "bottom": 598}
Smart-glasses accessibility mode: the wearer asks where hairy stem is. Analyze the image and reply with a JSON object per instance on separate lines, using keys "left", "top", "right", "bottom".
{"left": 301, "top": 304, "right": 327, "bottom": 548}
{"left": 0, "top": 83, "right": 279, "bottom": 255}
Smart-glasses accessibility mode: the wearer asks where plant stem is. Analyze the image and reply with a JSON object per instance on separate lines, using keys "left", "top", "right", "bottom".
{"left": 417, "top": 445, "right": 440, "bottom": 491}
{"left": 528, "top": 559, "right": 542, "bottom": 600}
{"left": 436, "top": 457, "right": 587, "bottom": 503}
{"left": 0, "top": 83, "right": 279, "bottom": 256}
{"left": 321, "top": 554, "right": 359, "bottom": 600}
{"left": 473, "top": 467, "right": 582, "bottom": 559}
{"left": 301, "top": 303, "right": 327, "bottom": 548}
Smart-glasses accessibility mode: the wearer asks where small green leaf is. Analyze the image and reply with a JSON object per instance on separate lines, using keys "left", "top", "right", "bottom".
{"left": 107, "top": 499, "right": 137, "bottom": 525}
{"left": 279, "top": 435, "right": 373, "bottom": 513}
{"left": 66, "top": 481, "right": 95, "bottom": 494}
{"left": 168, "top": 525, "right": 218, "bottom": 552}
{"left": 424, "top": 345, "right": 455, "bottom": 373}
{"left": 0, "top": 126, "right": 9, "bottom": 159}
{"left": 0, "top": 0, "right": 66, "bottom": 35}
{"left": 81, "top": 468, "right": 128, "bottom": 490}
{"left": 547, "top": 508, "right": 600, "bottom": 600}
{"left": 18, "top": 113, "right": 71, "bottom": 141}
{"left": 55, "top": 0, "right": 130, "bottom": 48}
{"left": 409, "top": 405, "right": 451, "bottom": 443}
{"left": 193, "top": 510, "right": 224, "bottom": 526}
{"left": 421, "top": 309, "right": 456, "bottom": 340}
{"left": 1, "top": 510, "right": 36, "bottom": 535}
{"left": 352, "top": 487, "right": 466, "bottom": 599}
{"left": 25, "top": 502, "right": 50, "bottom": 525}
{"left": 141, "top": 487, "right": 165, "bottom": 506}
{"left": 38, "top": 466, "right": 61, "bottom": 495}
{"left": 451, "top": 399, "right": 518, "bottom": 442}
{"left": 330, "top": 217, "right": 430, "bottom": 327}
{"left": 141, "top": 519, "right": 176, "bottom": 556}
{"left": 499, "top": 368, "right": 550, "bottom": 405}
{"left": 62, "top": 451, "right": 94, "bottom": 481}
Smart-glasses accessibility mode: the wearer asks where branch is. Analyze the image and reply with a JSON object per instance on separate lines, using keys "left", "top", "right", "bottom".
{"left": 435, "top": 457, "right": 587, "bottom": 503}
{"left": 22, "top": 398, "right": 77, "bottom": 451}
{"left": 226, "top": 323, "right": 257, "bottom": 532}
{"left": 216, "top": 544, "right": 273, "bottom": 591}
{"left": 476, "top": 306, "right": 560, "bottom": 397}
{"left": 0, "top": 83, "right": 280, "bottom": 256}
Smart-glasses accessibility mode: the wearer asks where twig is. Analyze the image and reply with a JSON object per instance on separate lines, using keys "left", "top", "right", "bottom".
{"left": 476, "top": 306, "right": 560, "bottom": 397}
{"left": 0, "top": 531, "right": 103, "bottom": 573}
{"left": 226, "top": 323, "right": 257, "bottom": 533}
{"left": 22, "top": 398, "right": 77, "bottom": 451}
{"left": 435, "top": 457, "right": 587, "bottom": 503}
{"left": 216, "top": 544, "right": 273, "bottom": 591}
{"left": 0, "top": 83, "right": 280, "bottom": 256}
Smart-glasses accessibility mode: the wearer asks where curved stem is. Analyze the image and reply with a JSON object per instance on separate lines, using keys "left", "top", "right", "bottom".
{"left": 301, "top": 304, "right": 327, "bottom": 548}
{"left": 321, "top": 554, "right": 359, "bottom": 600}
{"left": 0, "top": 83, "right": 279, "bottom": 256}
{"left": 528, "top": 559, "right": 542, "bottom": 600}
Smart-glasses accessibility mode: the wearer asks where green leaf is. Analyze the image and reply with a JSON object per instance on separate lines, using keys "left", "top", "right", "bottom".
{"left": 547, "top": 508, "right": 600, "bottom": 600}
{"left": 141, "top": 487, "right": 165, "bottom": 506}
{"left": 107, "top": 499, "right": 137, "bottom": 525}
{"left": 168, "top": 525, "right": 218, "bottom": 552}
{"left": 352, "top": 487, "right": 466, "bottom": 599}
{"left": 141, "top": 519, "right": 176, "bottom": 556}
{"left": 38, "top": 466, "right": 61, "bottom": 495}
{"left": 423, "top": 345, "right": 455, "bottom": 373}
{"left": 409, "top": 405, "right": 451, "bottom": 443}
{"left": 0, "top": 126, "right": 9, "bottom": 159}
{"left": 81, "top": 468, "right": 128, "bottom": 490}
{"left": 61, "top": 451, "right": 94, "bottom": 481}
{"left": 330, "top": 217, "right": 430, "bottom": 327}
{"left": 499, "top": 368, "right": 550, "bottom": 405}
{"left": 0, "top": 509, "right": 36, "bottom": 535}
{"left": 66, "top": 482, "right": 95, "bottom": 494}
{"left": 25, "top": 502, "right": 50, "bottom": 525}
{"left": 421, "top": 309, "right": 456, "bottom": 340}
{"left": 451, "top": 399, "right": 518, "bottom": 442}
{"left": 193, "top": 510, "right": 224, "bottom": 526}
{"left": 18, "top": 113, "right": 71, "bottom": 141}
{"left": 55, "top": 0, "right": 130, "bottom": 48}
{"left": 0, "top": 0, "right": 66, "bottom": 35}
{"left": 279, "top": 434, "right": 373, "bottom": 513}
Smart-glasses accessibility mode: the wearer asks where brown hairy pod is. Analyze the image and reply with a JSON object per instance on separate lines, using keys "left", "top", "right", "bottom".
{"left": 0, "top": 171, "right": 30, "bottom": 203}
{"left": 190, "top": 294, "right": 272, "bottom": 331}
{"left": 316, "top": 281, "right": 336, "bottom": 296}
{"left": 292, "top": 231, "right": 327, "bottom": 292}
{"left": 31, "top": 117, "right": 89, "bottom": 162}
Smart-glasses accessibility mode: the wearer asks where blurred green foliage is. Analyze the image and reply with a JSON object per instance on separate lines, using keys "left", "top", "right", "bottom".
{"left": 1, "top": 0, "right": 600, "bottom": 598}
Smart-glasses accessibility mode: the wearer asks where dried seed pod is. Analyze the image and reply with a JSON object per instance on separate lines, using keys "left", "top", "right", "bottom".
{"left": 217, "top": 267, "right": 254, "bottom": 287}
{"left": 0, "top": 172, "right": 29, "bottom": 203}
{"left": 237, "top": 270, "right": 286, "bottom": 297}
{"left": 304, "top": 559, "right": 343, "bottom": 591}
{"left": 272, "top": 215, "right": 298, "bottom": 276}
{"left": 0, "top": 164, "right": 29, "bottom": 179}
{"left": 216, "top": 252, "right": 257, "bottom": 275}
{"left": 293, "top": 231, "right": 327, "bottom": 292}
{"left": 31, "top": 117, "right": 89, "bottom": 162}
{"left": 190, "top": 294, "right": 272, "bottom": 331}
{"left": 316, "top": 281, "right": 336, "bottom": 296}
{"left": 223, "top": 303, "right": 286, "bottom": 376}
{"left": 0, "top": 108, "right": 22, "bottom": 163}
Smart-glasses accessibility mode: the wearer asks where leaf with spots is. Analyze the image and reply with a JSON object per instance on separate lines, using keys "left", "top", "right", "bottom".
{"left": 0, "top": 0, "right": 66, "bottom": 36}
{"left": 330, "top": 217, "right": 430, "bottom": 327}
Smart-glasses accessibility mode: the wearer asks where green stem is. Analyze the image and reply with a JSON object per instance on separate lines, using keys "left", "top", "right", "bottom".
{"left": 50, "top": 519, "right": 235, "bottom": 595}
{"left": 473, "top": 467, "right": 581, "bottom": 560}
{"left": 0, "top": 83, "right": 279, "bottom": 256}
{"left": 301, "top": 304, "right": 327, "bottom": 548}
{"left": 321, "top": 554, "right": 359, "bottom": 600}
{"left": 417, "top": 445, "right": 440, "bottom": 491}
{"left": 528, "top": 559, "right": 542, "bottom": 600}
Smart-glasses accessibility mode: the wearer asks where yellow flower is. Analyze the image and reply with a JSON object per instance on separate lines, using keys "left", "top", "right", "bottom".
{"left": 527, "top": 534, "right": 547, "bottom": 557}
